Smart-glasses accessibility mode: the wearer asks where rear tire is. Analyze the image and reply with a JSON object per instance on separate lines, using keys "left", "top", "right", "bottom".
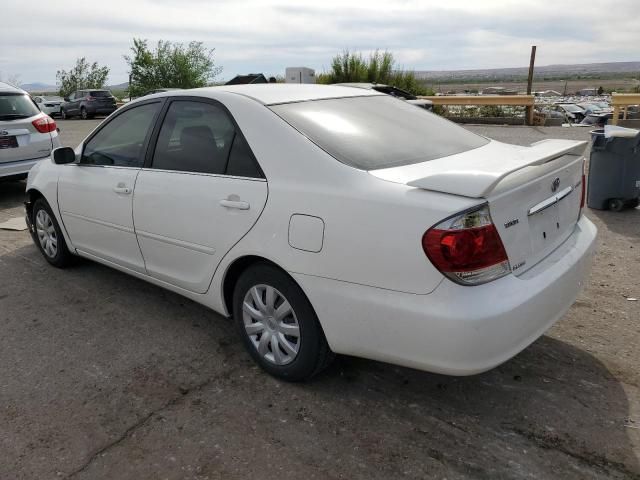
{"left": 608, "top": 198, "right": 625, "bottom": 212}
{"left": 32, "top": 198, "right": 73, "bottom": 268}
{"left": 232, "top": 263, "right": 333, "bottom": 381}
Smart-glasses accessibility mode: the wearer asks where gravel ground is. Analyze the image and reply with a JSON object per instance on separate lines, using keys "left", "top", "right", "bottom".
{"left": 0, "top": 120, "right": 638, "bottom": 479}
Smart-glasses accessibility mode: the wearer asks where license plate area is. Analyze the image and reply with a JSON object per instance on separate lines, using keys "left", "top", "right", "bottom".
{"left": 0, "top": 136, "right": 18, "bottom": 149}
{"left": 529, "top": 204, "right": 562, "bottom": 253}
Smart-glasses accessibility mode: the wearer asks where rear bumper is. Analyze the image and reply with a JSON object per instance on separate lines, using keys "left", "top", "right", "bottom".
{"left": 86, "top": 105, "right": 117, "bottom": 115}
{"left": 0, "top": 155, "right": 49, "bottom": 178}
{"left": 293, "top": 215, "right": 597, "bottom": 375}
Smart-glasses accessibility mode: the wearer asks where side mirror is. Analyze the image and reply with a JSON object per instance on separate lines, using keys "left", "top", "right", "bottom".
{"left": 52, "top": 147, "right": 76, "bottom": 165}
{"left": 64, "top": 97, "right": 70, "bottom": 102}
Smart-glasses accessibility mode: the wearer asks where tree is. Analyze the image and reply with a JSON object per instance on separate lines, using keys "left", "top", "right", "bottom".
{"left": 56, "top": 58, "right": 109, "bottom": 97}
{"left": 597, "top": 86, "right": 604, "bottom": 95}
{"left": 317, "top": 50, "right": 432, "bottom": 96}
{"left": 0, "top": 72, "right": 21, "bottom": 86}
{"left": 125, "top": 38, "right": 222, "bottom": 97}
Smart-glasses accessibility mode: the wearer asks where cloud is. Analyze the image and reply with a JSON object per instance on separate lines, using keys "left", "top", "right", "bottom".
{"left": 0, "top": 0, "right": 638, "bottom": 83}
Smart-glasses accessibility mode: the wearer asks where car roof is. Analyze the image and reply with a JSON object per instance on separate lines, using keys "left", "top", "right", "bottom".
{"left": 0, "top": 81, "right": 26, "bottom": 94}
{"left": 175, "top": 84, "right": 384, "bottom": 105}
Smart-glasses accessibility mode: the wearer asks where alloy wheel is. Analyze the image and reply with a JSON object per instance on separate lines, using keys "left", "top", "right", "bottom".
{"left": 242, "top": 284, "right": 300, "bottom": 366}
{"left": 35, "top": 209, "right": 58, "bottom": 258}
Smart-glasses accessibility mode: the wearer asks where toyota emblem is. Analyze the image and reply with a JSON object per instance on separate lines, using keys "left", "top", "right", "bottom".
{"left": 0, "top": 130, "right": 8, "bottom": 137}
{"left": 551, "top": 177, "right": 560, "bottom": 193}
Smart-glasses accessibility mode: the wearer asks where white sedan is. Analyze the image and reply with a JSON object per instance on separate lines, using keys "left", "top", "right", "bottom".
{"left": 32, "top": 95, "right": 64, "bottom": 117}
{"left": 25, "top": 85, "right": 597, "bottom": 381}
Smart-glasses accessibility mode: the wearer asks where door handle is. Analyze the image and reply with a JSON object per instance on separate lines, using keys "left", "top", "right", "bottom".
{"left": 219, "top": 199, "right": 250, "bottom": 210}
{"left": 113, "top": 184, "right": 132, "bottom": 194}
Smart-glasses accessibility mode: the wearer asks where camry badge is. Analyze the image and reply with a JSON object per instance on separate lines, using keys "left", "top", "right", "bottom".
{"left": 551, "top": 177, "right": 561, "bottom": 193}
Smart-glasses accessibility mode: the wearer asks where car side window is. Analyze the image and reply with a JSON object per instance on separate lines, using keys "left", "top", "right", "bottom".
{"left": 81, "top": 102, "right": 160, "bottom": 167}
{"left": 152, "top": 100, "right": 236, "bottom": 175}
{"left": 226, "top": 132, "right": 263, "bottom": 178}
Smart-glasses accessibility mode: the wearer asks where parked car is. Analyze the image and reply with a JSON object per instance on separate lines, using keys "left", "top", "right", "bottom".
{"left": 32, "top": 95, "right": 64, "bottom": 117}
{"left": 0, "top": 82, "right": 60, "bottom": 180}
{"left": 25, "top": 85, "right": 596, "bottom": 381}
{"left": 552, "top": 103, "right": 585, "bottom": 123}
{"left": 60, "top": 89, "right": 117, "bottom": 120}
{"left": 335, "top": 83, "right": 433, "bottom": 110}
{"left": 577, "top": 102, "right": 609, "bottom": 115}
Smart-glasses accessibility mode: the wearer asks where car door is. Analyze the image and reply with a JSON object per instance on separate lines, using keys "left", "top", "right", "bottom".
{"left": 133, "top": 97, "right": 268, "bottom": 293}
{"left": 57, "top": 100, "right": 163, "bottom": 272}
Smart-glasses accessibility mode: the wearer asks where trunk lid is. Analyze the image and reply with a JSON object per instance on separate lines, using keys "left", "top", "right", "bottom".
{"left": 370, "top": 139, "right": 587, "bottom": 275}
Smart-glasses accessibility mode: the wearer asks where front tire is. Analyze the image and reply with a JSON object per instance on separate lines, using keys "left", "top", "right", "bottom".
{"left": 233, "top": 263, "right": 333, "bottom": 381}
{"left": 80, "top": 107, "right": 88, "bottom": 120}
{"left": 32, "top": 198, "right": 73, "bottom": 268}
{"left": 60, "top": 108, "right": 67, "bottom": 120}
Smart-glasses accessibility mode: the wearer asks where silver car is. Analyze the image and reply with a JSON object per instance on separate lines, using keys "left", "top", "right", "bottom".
{"left": 0, "top": 82, "right": 61, "bottom": 180}
{"left": 33, "top": 95, "right": 64, "bottom": 117}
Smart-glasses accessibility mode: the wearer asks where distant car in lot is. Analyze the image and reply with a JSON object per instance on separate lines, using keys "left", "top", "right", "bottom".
{"left": 60, "top": 89, "right": 117, "bottom": 120}
{"left": 25, "top": 85, "right": 596, "bottom": 381}
{"left": 577, "top": 102, "right": 610, "bottom": 115}
{"left": 335, "top": 83, "right": 433, "bottom": 110}
{"left": 0, "top": 82, "right": 60, "bottom": 180}
{"left": 552, "top": 103, "right": 586, "bottom": 123}
{"left": 32, "top": 95, "right": 64, "bottom": 117}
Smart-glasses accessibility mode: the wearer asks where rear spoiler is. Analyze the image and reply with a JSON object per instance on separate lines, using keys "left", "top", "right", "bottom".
{"left": 372, "top": 139, "right": 588, "bottom": 198}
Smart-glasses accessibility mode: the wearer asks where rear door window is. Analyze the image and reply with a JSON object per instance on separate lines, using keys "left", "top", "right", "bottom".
{"left": 271, "top": 95, "right": 489, "bottom": 170}
{"left": 152, "top": 100, "right": 263, "bottom": 178}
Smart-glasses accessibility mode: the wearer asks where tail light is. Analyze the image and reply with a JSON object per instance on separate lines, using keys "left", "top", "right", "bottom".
{"left": 422, "top": 205, "right": 511, "bottom": 285}
{"left": 32, "top": 115, "right": 57, "bottom": 133}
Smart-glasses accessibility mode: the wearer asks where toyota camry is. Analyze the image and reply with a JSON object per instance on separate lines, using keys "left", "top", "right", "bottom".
{"left": 25, "top": 84, "right": 597, "bottom": 381}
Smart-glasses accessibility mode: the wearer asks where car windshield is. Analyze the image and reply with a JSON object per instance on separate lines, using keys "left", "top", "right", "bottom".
{"left": 0, "top": 93, "right": 40, "bottom": 119}
{"left": 271, "top": 96, "right": 489, "bottom": 170}
{"left": 560, "top": 104, "right": 583, "bottom": 113}
{"left": 90, "top": 91, "right": 111, "bottom": 97}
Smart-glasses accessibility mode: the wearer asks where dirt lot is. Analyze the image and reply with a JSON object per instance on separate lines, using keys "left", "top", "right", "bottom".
{"left": 0, "top": 120, "right": 638, "bottom": 479}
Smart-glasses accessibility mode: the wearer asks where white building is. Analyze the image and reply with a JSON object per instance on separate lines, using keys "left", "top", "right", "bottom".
{"left": 285, "top": 67, "right": 316, "bottom": 84}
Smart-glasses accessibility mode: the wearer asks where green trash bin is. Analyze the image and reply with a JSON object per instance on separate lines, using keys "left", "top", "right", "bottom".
{"left": 587, "top": 129, "right": 640, "bottom": 211}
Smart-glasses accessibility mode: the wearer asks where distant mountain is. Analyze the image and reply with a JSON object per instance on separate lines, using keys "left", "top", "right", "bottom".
{"left": 20, "top": 82, "right": 58, "bottom": 93}
{"left": 415, "top": 61, "right": 640, "bottom": 81}
{"left": 107, "top": 82, "right": 129, "bottom": 90}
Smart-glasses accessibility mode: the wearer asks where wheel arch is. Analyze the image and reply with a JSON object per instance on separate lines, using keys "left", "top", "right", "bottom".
{"left": 24, "top": 187, "right": 46, "bottom": 221}
{"left": 221, "top": 255, "right": 320, "bottom": 325}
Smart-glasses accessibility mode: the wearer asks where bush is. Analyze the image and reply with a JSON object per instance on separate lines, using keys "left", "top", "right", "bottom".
{"left": 318, "top": 50, "right": 433, "bottom": 96}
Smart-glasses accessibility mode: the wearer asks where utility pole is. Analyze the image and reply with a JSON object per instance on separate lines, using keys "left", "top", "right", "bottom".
{"left": 526, "top": 45, "right": 537, "bottom": 125}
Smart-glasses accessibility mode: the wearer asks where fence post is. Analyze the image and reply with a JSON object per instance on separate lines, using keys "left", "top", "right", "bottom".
{"left": 525, "top": 46, "right": 537, "bottom": 126}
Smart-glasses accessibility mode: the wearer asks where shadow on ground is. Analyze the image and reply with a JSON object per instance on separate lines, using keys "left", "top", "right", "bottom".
{"left": 0, "top": 179, "right": 26, "bottom": 210}
{"left": 0, "top": 243, "right": 638, "bottom": 479}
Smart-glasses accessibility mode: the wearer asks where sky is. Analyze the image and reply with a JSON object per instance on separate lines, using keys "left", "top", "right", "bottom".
{"left": 1, "top": 0, "right": 638, "bottom": 85}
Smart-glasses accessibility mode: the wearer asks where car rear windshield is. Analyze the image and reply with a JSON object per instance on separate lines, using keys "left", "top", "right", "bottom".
{"left": 270, "top": 96, "right": 488, "bottom": 170}
{"left": 0, "top": 93, "right": 40, "bottom": 119}
{"left": 90, "top": 91, "right": 111, "bottom": 97}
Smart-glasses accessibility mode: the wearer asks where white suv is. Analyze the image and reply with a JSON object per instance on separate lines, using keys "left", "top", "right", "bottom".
{"left": 0, "top": 82, "right": 61, "bottom": 180}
